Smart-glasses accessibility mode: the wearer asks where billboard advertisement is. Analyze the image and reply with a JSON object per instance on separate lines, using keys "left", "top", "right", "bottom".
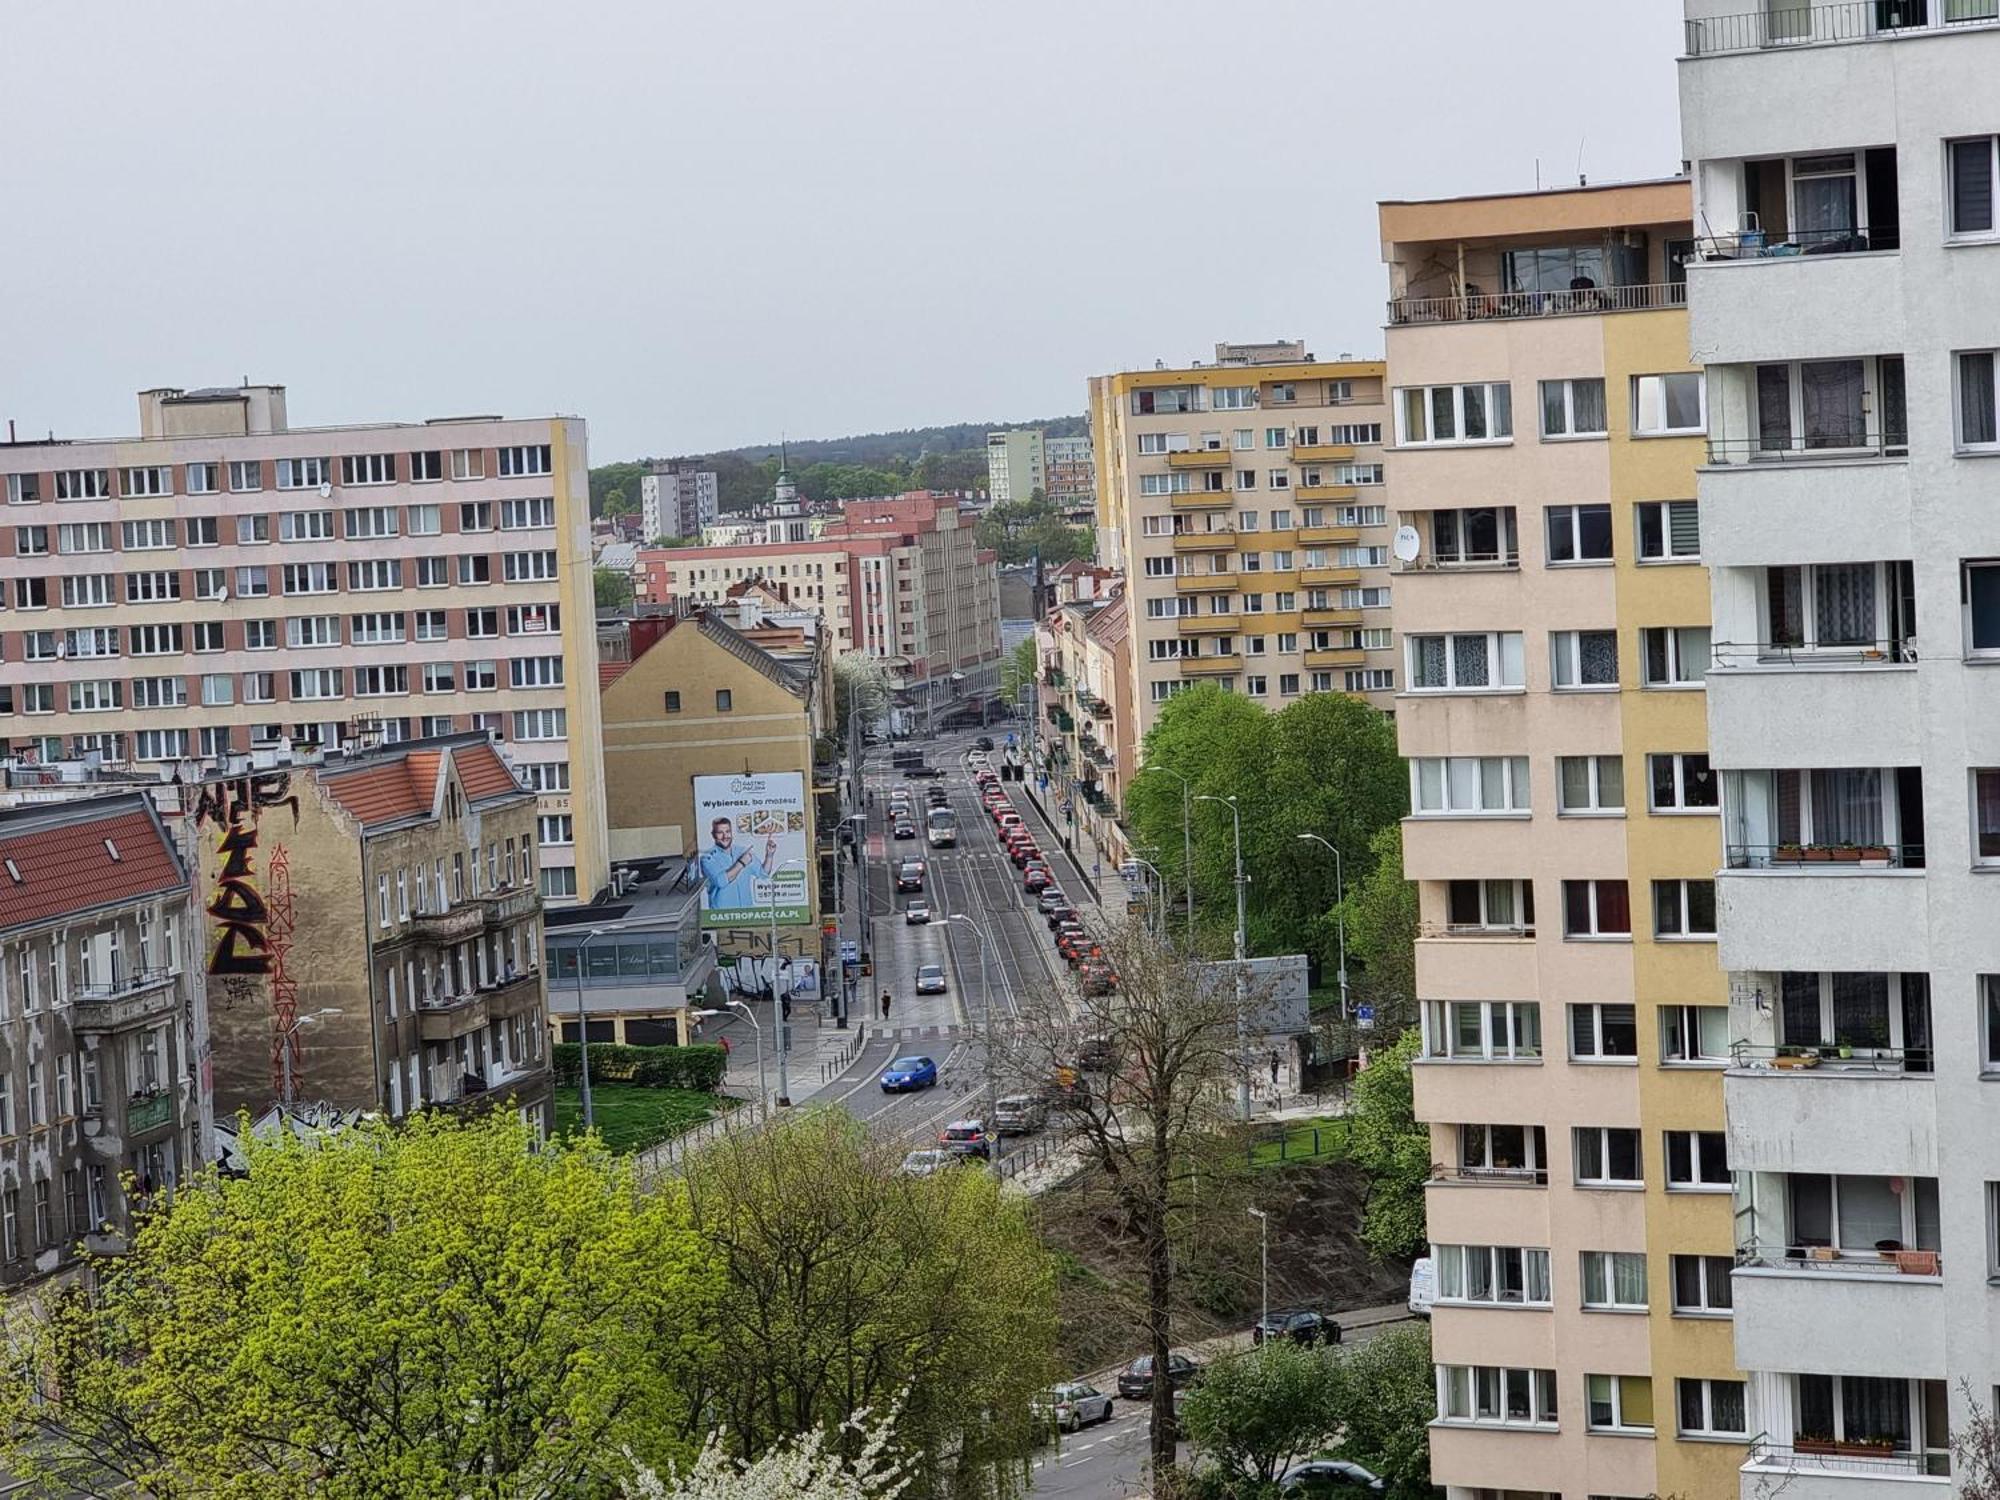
{"left": 693, "top": 772, "right": 810, "bottom": 929}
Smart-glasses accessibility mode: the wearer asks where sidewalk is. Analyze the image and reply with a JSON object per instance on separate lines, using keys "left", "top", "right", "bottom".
{"left": 696, "top": 999, "right": 872, "bottom": 1107}
{"left": 1023, "top": 780, "right": 1136, "bottom": 916}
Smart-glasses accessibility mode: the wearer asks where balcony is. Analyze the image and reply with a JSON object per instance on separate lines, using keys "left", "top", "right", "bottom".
{"left": 1734, "top": 1257, "right": 1944, "bottom": 1382}
{"left": 1304, "top": 647, "right": 1364, "bottom": 670}
{"left": 72, "top": 969, "right": 178, "bottom": 1031}
{"left": 1415, "top": 931, "right": 1539, "bottom": 1002}
{"left": 1172, "top": 528, "right": 1234, "bottom": 551}
{"left": 1296, "top": 525, "right": 1358, "bottom": 547}
{"left": 1688, "top": 245, "right": 1904, "bottom": 367}
{"left": 1177, "top": 615, "right": 1239, "bottom": 637}
{"left": 1293, "top": 485, "right": 1361, "bottom": 503}
{"left": 1742, "top": 1442, "right": 1950, "bottom": 1499}
{"left": 1725, "top": 1050, "right": 1935, "bottom": 1177}
{"left": 1708, "top": 657, "right": 1918, "bottom": 770}
{"left": 1298, "top": 566, "right": 1360, "bottom": 588}
{"left": 1387, "top": 280, "right": 1685, "bottom": 325}
{"left": 1164, "top": 449, "right": 1231, "bottom": 469}
{"left": 1289, "top": 443, "right": 1356, "bottom": 464}
{"left": 436, "top": 1056, "right": 552, "bottom": 1114}
{"left": 1168, "top": 491, "right": 1233, "bottom": 511}
{"left": 1301, "top": 608, "right": 1362, "bottom": 629}
{"left": 1718, "top": 865, "right": 1926, "bottom": 972}
{"left": 1174, "top": 574, "right": 1235, "bottom": 594}
{"left": 1178, "top": 656, "right": 1241, "bottom": 678}
{"left": 482, "top": 884, "right": 539, "bottom": 926}
{"left": 125, "top": 1088, "right": 173, "bottom": 1135}
{"left": 407, "top": 901, "right": 485, "bottom": 945}
{"left": 1697, "top": 458, "right": 1911, "bottom": 570}
{"left": 1684, "top": 0, "right": 2000, "bottom": 57}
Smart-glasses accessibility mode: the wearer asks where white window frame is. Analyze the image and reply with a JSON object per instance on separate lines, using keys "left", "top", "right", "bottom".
{"left": 1539, "top": 377, "right": 1609, "bottom": 440}
{"left": 1433, "top": 1244, "right": 1552, "bottom": 1306}
{"left": 1406, "top": 631, "right": 1525, "bottom": 693}
{"left": 1550, "top": 629, "right": 1619, "bottom": 690}
{"left": 1396, "top": 382, "right": 1514, "bottom": 447}
{"left": 1630, "top": 373, "right": 1706, "bottom": 437}
{"left": 1669, "top": 1254, "right": 1734, "bottom": 1316}
{"left": 1440, "top": 878, "right": 1534, "bottom": 935}
{"left": 227, "top": 460, "right": 263, "bottom": 493}
{"left": 1653, "top": 879, "right": 1717, "bottom": 941}
{"left": 1660, "top": 1005, "right": 1730, "bottom": 1067}
{"left": 1676, "top": 1378, "right": 1748, "bottom": 1440}
{"left": 1579, "top": 1251, "right": 1649, "bottom": 1311}
{"left": 1648, "top": 752, "right": 1718, "bottom": 813}
{"left": 1459, "top": 1123, "right": 1547, "bottom": 1181}
{"left": 1641, "top": 626, "right": 1710, "bottom": 687}
{"left": 1563, "top": 879, "right": 1631, "bottom": 939}
{"left": 1574, "top": 1127, "right": 1644, "bottom": 1188}
{"left": 1664, "top": 1130, "right": 1730, "bottom": 1191}
{"left": 1435, "top": 1365, "right": 1559, "bottom": 1429}
{"left": 1409, "top": 756, "right": 1532, "bottom": 816}
{"left": 1636, "top": 500, "right": 1701, "bottom": 563}
{"left": 275, "top": 457, "right": 329, "bottom": 491}
{"left": 1557, "top": 755, "right": 1625, "bottom": 816}
{"left": 1949, "top": 135, "right": 2000, "bottom": 242}
{"left": 1585, "top": 1374, "right": 1654, "bottom": 1434}
{"left": 1423, "top": 999, "right": 1541, "bottom": 1061}
{"left": 1569, "top": 1002, "right": 1638, "bottom": 1062}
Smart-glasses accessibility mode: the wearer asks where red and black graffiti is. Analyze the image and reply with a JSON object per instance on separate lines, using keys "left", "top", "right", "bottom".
{"left": 201, "top": 773, "right": 298, "bottom": 977}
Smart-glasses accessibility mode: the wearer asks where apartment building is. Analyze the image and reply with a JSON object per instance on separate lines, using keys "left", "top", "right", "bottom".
{"left": 1044, "top": 433, "right": 1096, "bottom": 519}
{"left": 1679, "top": 5, "right": 2000, "bottom": 1492}
{"left": 639, "top": 492, "right": 1002, "bottom": 727}
{"left": 0, "top": 793, "right": 210, "bottom": 1281}
{"left": 167, "top": 734, "right": 553, "bottom": 1130}
{"left": 640, "top": 460, "right": 720, "bottom": 543}
{"left": 986, "top": 428, "right": 1046, "bottom": 504}
{"left": 1035, "top": 586, "right": 1134, "bottom": 863}
{"left": 0, "top": 384, "right": 608, "bottom": 905}
{"left": 1090, "top": 342, "right": 1396, "bottom": 745}
{"left": 1383, "top": 180, "right": 1739, "bottom": 1500}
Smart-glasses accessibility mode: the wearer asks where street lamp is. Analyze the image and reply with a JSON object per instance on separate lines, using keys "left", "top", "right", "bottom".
{"left": 1153, "top": 766, "right": 1197, "bottom": 947}
{"left": 692, "top": 1000, "right": 767, "bottom": 1121}
{"left": 278, "top": 1007, "right": 341, "bottom": 1108}
{"left": 766, "top": 856, "right": 809, "bottom": 1108}
{"left": 1196, "top": 793, "right": 1251, "bottom": 1122}
{"left": 1128, "top": 848, "right": 1167, "bottom": 942}
{"left": 1247, "top": 1206, "right": 1269, "bottom": 1337}
{"left": 1295, "top": 834, "right": 1349, "bottom": 1018}
{"left": 949, "top": 914, "right": 1002, "bottom": 1175}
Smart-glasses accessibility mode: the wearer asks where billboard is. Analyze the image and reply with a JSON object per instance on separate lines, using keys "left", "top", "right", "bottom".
{"left": 693, "top": 772, "right": 811, "bottom": 929}
{"left": 1195, "top": 953, "right": 1311, "bottom": 1038}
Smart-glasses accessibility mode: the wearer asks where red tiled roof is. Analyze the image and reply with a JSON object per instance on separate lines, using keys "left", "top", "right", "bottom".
{"left": 453, "top": 744, "right": 522, "bottom": 803}
{"left": 599, "top": 660, "right": 632, "bottom": 690}
{"left": 320, "top": 742, "right": 526, "bottom": 828}
{"left": 0, "top": 802, "right": 185, "bottom": 935}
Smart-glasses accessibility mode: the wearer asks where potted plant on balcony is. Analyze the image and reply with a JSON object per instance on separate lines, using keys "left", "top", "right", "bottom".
{"left": 1857, "top": 843, "right": 1892, "bottom": 866}
{"left": 1828, "top": 844, "right": 1865, "bottom": 864}
{"left": 1775, "top": 841, "right": 1807, "bottom": 863}
{"left": 1801, "top": 844, "right": 1836, "bottom": 863}
{"left": 1772, "top": 1045, "right": 1820, "bottom": 1070}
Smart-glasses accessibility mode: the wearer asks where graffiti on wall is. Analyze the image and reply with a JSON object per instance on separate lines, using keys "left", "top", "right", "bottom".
{"left": 192, "top": 774, "right": 303, "bottom": 1100}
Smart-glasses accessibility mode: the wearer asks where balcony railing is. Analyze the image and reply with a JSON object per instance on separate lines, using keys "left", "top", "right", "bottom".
{"left": 1419, "top": 921, "right": 1534, "bottom": 940}
{"left": 1387, "top": 281, "right": 1685, "bottom": 326}
{"left": 126, "top": 1089, "right": 173, "bottom": 1134}
{"left": 1712, "top": 638, "right": 1916, "bottom": 668}
{"left": 1448, "top": 1163, "right": 1548, "bottom": 1186}
{"left": 1397, "top": 549, "right": 1520, "bottom": 572}
{"left": 1739, "top": 1239, "right": 1943, "bottom": 1275}
{"left": 76, "top": 969, "right": 173, "bottom": 1003}
{"left": 1686, "top": 0, "right": 2000, "bottom": 58}
{"left": 1726, "top": 841, "right": 1923, "bottom": 869}
{"left": 1746, "top": 1436, "right": 1948, "bottom": 1480}
{"left": 1729, "top": 1041, "right": 1933, "bottom": 1075}
{"left": 1705, "top": 431, "right": 1908, "bottom": 465}
{"left": 1693, "top": 223, "right": 1900, "bottom": 260}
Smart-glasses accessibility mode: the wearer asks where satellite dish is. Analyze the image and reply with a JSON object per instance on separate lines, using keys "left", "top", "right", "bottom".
{"left": 318, "top": 480, "right": 333, "bottom": 498}
{"left": 1392, "top": 525, "right": 1422, "bottom": 563}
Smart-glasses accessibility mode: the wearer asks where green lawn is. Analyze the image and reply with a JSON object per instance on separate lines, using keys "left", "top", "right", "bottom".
{"left": 1246, "top": 1115, "right": 1349, "bottom": 1169}
{"left": 553, "top": 1085, "right": 726, "bottom": 1154}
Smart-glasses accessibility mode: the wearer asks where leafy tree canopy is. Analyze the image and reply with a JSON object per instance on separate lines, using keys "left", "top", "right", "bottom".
{"left": 596, "top": 565, "right": 637, "bottom": 609}
{"left": 1346, "top": 1030, "right": 1431, "bottom": 1262}
{"left": 1179, "top": 1340, "right": 1345, "bottom": 1484}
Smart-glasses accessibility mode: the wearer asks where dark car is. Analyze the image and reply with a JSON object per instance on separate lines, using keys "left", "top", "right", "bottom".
{"left": 1116, "top": 1351, "right": 1201, "bottom": 1400}
{"left": 1079, "top": 963, "right": 1118, "bottom": 997}
{"left": 1024, "top": 866, "right": 1053, "bottom": 893}
{"left": 1253, "top": 1309, "right": 1342, "bottom": 1347}
{"left": 895, "top": 860, "right": 926, "bottom": 892}
{"left": 976, "top": 736, "right": 995, "bottom": 751}
{"left": 893, "top": 820, "right": 917, "bottom": 840}
{"left": 1045, "top": 905, "right": 1080, "bottom": 931}
{"left": 1278, "top": 1461, "right": 1385, "bottom": 1494}
{"left": 903, "top": 766, "right": 945, "bottom": 779}
{"left": 1079, "top": 1034, "right": 1115, "bottom": 1071}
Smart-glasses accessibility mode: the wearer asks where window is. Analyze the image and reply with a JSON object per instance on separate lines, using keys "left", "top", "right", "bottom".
{"left": 1435, "top": 1366, "right": 1559, "bottom": 1428}
{"left": 1275, "top": 675, "right": 1298, "bottom": 697}
{"left": 1636, "top": 500, "right": 1700, "bottom": 562}
{"left": 1550, "top": 630, "right": 1619, "bottom": 689}
{"left": 1266, "top": 469, "right": 1290, "bottom": 489}
{"left": 1563, "top": 880, "right": 1631, "bottom": 938}
{"left": 354, "top": 666, "right": 408, "bottom": 697}
{"left": 68, "top": 680, "right": 122, "bottom": 713}
{"left": 498, "top": 444, "right": 552, "bottom": 477}
{"left": 340, "top": 453, "right": 396, "bottom": 486}
{"left": 1558, "top": 755, "right": 1625, "bottom": 815}
{"left": 1580, "top": 1251, "right": 1649, "bottom": 1310}
{"left": 1434, "top": 1244, "right": 1552, "bottom": 1305}
{"left": 289, "top": 669, "right": 344, "bottom": 701}
{"left": 1540, "top": 378, "right": 1608, "bottom": 438}
{"left": 1459, "top": 1123, "right": 1547, "bottom": 1181}
{"left": 1407, "top": 631, "right": 1524, "bottom": 691}
{"left": 275, "top": 457, "right": 328, "bottom": 490}
{"left": 350, "top": 612, "right": 406, "bottom": 645}
{"left": 61, "top": 574, "right": 114, "bottom": 607}
{"left": 1424, "top": 998, "right": 1541, "bottom": 1059}
{"left": 54, "top": 469, "right": 108, "bottom": 501}
{"left": 1631, "top": 373, "right": 1705, "bottom": 436}
{"left": 130, "top": 677, "right": 187, "bottom": 709}
{"left": 5, "top": 474, "right": 38, "bottom": 505}
{"left": 228, "top": 460, "right": 263, "bottom": 493}
{"left": 1665, "top": 1131, "right": 1729, "bottom": 1190}
{"left": 134, "top": 729, "right": 187, "bottom": 761}
{"left": 121, "top": 465, "right": 170, "bottom": 497}
{"left": 1661, "top": 1005, "right": 1730, "bottom": 1065}
{"left": 121, "top": 518, "right": 175, "bottom": 550}
{"left": 14, "top": 577, "right": 45, "bottom": 609}
{"left": 1409, "top": 756, "right": 1531, "bottom": 815}
{"left": 345, "top": 506, "right": 400, "bottom": 539}
{"left": 1757, "top": 356, "right": 1906, "bottom": 455}
{"left": 1441, "top": 878, "right": 1535, "bottom": 934}
{"left": 1575, "top": 1127, "right": 1642, "bottom": 1186}
{"left": 201, "top": 673, "right": 234, "bottom": 707}
{"left": 416, "top": 556, "right": 449, "bottom": 588}
{"left": 513, "top": 709, "right": 566, "bottom": 740}
{"left": 422, "top": 663, "right": 457, "bottom": 694}
{"left": 459, "top": 554, "right": 493, "bottom": 585}
{"left": 508, "top": 656, "right": 564, "bottom": 688}
{"left": 1586, "top": 1375, "right": 1653, "bottom": 1433}
{"left": 57, "top": 522, "right": 110, "bottom": 553}
{"left": 349, "top": 559, "right": 402, "bottom": 591}
{"left": 1653, "top": 880, "right": 1717, "bottom": 940}
{"left": 1345, "top": 668, "right": 1394, "bottom": 692}
{"left": 1648, "top": 753, "right": 1717, "bottom": 813}
{"left": 243, "top": 620, "right": 276, "bottom": 650}
{"left": 1676, "top": 1379, "right": 1747, "bottom": 1439}
{"left": 1641, "top": 626, "right": 1709, "bottom": 686}
{"left": 125, "top": 570, "right": 181, "bottom": 603}
{"left": 501, "top": 497, "right": 554, "bottom": 529}
{"left": 538, "top": 815, "right": 573, "bottom": 845}
{"left": 465, "top": 661, "right": 497, "bottom": 690}
{"left": 1428, "top": 506, "right": 1518, "bottom": 566}
{"left": 1951, "top": 136, "right": 2000, "bottom": 240}
{"left": 1671, "top": 1255, "right": 1733, "bottom": 1315}
{"left": 1771, "top": 560, "right": 1910, "bottom": 656}
{"left": 280, "top": 563, "right": 334, "bottom": 595}
{"left": 503, "top": 550, "right": 558, "bottom": 583}
{"left": 1546, "top": 504, "right": 1612, "bottom": 563}
{"left": 191, "top": 621, "right": 225, "bottom": 652}
{"left": 14, "top": 525, "right": 46, "bottom": 556}
{"left": 521, "top": 761, "right": 570, "bottom": 793}
{"left": 1397, "top": 383, "right": 1513, "bottom": 446}
{"left": 1337, "top": 545, "right": 1386, "bottom": 568}
{"left": 1570, "top": 1003, "right": 1637, "bottom": 1060}
{"left": 287, "top": 615, "right": 341, "bottom": 648}
{"left": 409, "top": 503, "right": 442, "bottom": 535}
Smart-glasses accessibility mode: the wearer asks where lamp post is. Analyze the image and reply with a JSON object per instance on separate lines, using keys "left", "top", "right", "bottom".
{"left": 278, "top": 1007, "right": 341, "bottom": 1108}
{"left": 767, "top": 856, "right": 808, "bottom": 1108}
{"left": 1155, "top": 766, "right": 1196, "bottom": 947}
{"left": 1247, "top": 1206, "right": 1269, "bottom": 1337}
{"left": 569, "top": 927, "right": 615, "bottom": 1128}
{"left": 1295, "top": 834, "right": 1350, "bottom": 1018}
{"left": 949, "top": 913, "right": 1002, "bottom": 1176}
{"left": 1197, "top": 793, "right": 1250, "bottom": 1121}
{"left": 692, "top": 1001, "right": 767, "bottom": 1121}
{"left": 1128, "top": 850, "right": 1167, "bottom": 941}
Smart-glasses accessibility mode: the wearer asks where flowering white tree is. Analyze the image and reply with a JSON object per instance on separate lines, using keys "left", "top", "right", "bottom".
{"left": 631, "top": 1407, "right": 911, "bottom": 1500}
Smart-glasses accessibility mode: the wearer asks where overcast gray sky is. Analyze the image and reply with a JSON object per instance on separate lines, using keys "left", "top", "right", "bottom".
{"left": 2, "top": 1, "right": 1685, "bottom": 462}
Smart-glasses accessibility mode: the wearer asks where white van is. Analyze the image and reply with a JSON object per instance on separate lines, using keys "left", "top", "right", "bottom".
{"left": 1407, "top": 1255, "right": 1435, "bottom": 1319}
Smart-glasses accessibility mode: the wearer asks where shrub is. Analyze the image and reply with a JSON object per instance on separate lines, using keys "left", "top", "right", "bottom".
{"left": 552, "top": 1042, "right": 726, "bottom": 1092}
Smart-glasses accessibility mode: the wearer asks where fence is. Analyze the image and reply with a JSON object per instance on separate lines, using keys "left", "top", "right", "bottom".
{"left": 816, "top": 1022, "right": 868, "bottom": 1085}
{"left": 1244, "top": 1115, "right": 1351, "bottom": 1166}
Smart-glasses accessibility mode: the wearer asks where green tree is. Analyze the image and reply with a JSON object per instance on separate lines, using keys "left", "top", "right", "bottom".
{"left": 1179, "top": 1342, "right": 1345, "bottom": 1486}
{"left": 596, "top": 565, "right": 637, "bottom": 609}
{"left": 833, "top": 652, "right": 891, "bottom": 740}
{"left": 1329, "top": 1325, "right": 1440, "bottom": 1499}
{"left": 682, "top": 1111, "right": 1057, "bottom": 1500}
{"left": 1341, "top": 823, "right": 1416, "bottom": 1025}
{"left": 977, "top": 496, "right": 1090, "bottom": 567}
{"left": 590, "top": 459, "right": 651, "bottom": 517}
{"left": 1345, "top": 1030, "right": 1431, "bottom": 1261}
{"left": 1000, "top": 637, "right": 1038, "bottom": 702}
{"left": 0, "top": 1113, "right": 718, "bottom": 1498}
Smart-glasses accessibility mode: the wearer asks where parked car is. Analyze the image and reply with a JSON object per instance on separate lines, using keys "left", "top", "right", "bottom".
{"left": 1253, "top": 1309, "right": 1342, "bottom": 1346}
{"left": 938, "top": 1119, "right": 993, "bottom": 1158}
{"left": 1079, "top": 1034, "right": 1115, "bottom": 1071}
{"left": 1024, "top": 866, "right": 1053, "bottom": 892}
{"left": 1033, "top": 1382, "right": 1113, "bottom": 1434}
{"left": 1116, "top": 1351, "right": 1201, "bottom": 1400}
{"left": 879, "top": 1055, "right": 939, "bottom": 1093}
{"left": 915, "top": 962, "right": 948, "bottom": 995}
{"left": 1079, "top": 963, "right": 1118, "bottom": 997}
{"left": 1277, "top": 1461, "right": 1385, "bottom": 1494}
{"left": 905, "top": 900, "right": 932, "bottom": 924}
{"left": 1045, "top": 905, "right": 1080, "bottom": 931}
{"left": 993, "top": 1093, "right": 1048, "bottom": 1134}
{"left": 1037, "top": 888, "right": 1069, "bottom": 914}
{"left": 899, "top": 1149, "right": 958, "bottom": 1177}
{"left": 895, "top": 860, "right": 926, "bottom": 892}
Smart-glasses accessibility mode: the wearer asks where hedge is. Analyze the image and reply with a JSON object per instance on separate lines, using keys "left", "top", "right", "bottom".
{"left": 551, "top": 1042, "right": 727, "bottom": 1093}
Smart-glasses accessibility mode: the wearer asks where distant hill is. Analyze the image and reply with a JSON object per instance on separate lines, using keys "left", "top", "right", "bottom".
{"left": 590, "top": 415, "right": 1090, "bottom": 520}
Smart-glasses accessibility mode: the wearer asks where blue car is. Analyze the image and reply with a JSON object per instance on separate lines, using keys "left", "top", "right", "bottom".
{"left": 880, "top": 1055, "right": 938, "bottom": 1093}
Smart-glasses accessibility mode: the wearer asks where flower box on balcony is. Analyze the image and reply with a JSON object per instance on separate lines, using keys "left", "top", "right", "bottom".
{"left": 1772, "top": 1050, "right": 1820, "bottom": 1070}
{"left": 1795, "top": 1435, "right": 1899, "bottom": 1458}
{"left": 1889, "top": 1248, "right": 1940, "bottom": 1275}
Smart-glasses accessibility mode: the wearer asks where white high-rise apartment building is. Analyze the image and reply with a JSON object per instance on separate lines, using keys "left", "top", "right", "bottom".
{"left": 1681, "top": 3, "right": 2000, "bottom": 1490}
{"left": 0, "top": 384, "right": 609, "bottom": 904}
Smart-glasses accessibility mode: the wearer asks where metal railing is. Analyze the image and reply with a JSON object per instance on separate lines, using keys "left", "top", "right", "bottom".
{"left": 1449, "top": 1164, "right": 1548, "bottom": 1185}
{"left": 1398, "top": 550, "right": 1520, "bottom": 571}
{"left": 1693, "top": 223, "right": 1900, "bottom": 259}
{"left": 1746, "top": 1436, "right": 1947, "bottom": 1478}
{"left": 1687, "top": 0, "right": 1999, "bottom": 57}
{"left": 1729, "top": 1040, "right": 1933, "bottom": 1075}
{"left": 1739, "top": 1239, "right": 1943, "bottom": 1275}
{"left": 1726, "top": 841, "right": 1924, "bottom": 869}
{"left": 1712, "top": 638, "right": 1916, "bottom": 668}
{"left": 1418, "top": 922, "right": 1535, "bottom": 939}
{"left": 1387, "top": 281, "right": 1685, "bottom": 326}
{"left": 1705, "top": 431, "right": 1907, "bottom": 464}
{"left": 76, "top": 968, "right": 173, "bottom": 1002}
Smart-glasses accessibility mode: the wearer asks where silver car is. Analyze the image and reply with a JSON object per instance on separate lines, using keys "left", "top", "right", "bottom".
{"left": 915, "top": 962, "right": 947, "bottom": 994}
{"left": 899, "top": 1149, "right": 957, "bottom": 1177}
{"left": 993, "top": 1093, "right": 1048, "bottom": 1134}
{"left": 1035, "top": 1382, "right": 1113, "bottom": 1433}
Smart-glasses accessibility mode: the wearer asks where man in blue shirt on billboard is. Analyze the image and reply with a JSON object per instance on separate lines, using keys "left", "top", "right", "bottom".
{"left": 700, "top": 816, "right": 777, "bottom": 911}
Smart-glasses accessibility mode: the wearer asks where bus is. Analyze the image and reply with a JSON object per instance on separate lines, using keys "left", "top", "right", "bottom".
{"left": 926, "top": 807, "right": 957, "bottom": 848}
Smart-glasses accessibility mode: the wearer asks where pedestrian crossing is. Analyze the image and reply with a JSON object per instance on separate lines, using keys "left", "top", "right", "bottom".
{"left": 881, "top": 1024, "right": 969, "bottom": 1043}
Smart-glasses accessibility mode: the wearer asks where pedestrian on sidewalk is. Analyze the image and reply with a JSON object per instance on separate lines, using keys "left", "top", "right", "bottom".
{"left": 1269, "top": 1050, "right": 1282, "bottom": 1088}
{"left": 879, "top": 990, "right": 892, "bottom": 1021}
